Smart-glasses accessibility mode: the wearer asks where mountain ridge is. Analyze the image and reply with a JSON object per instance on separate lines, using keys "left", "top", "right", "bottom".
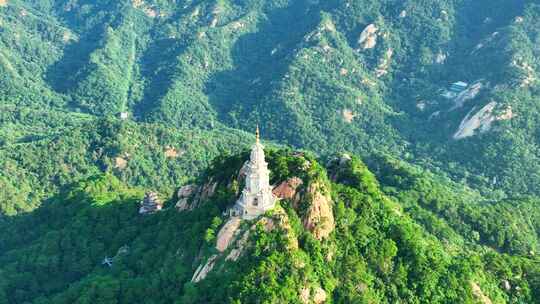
{"left": 2, "top": 148, "right": 539, "bottom": 303}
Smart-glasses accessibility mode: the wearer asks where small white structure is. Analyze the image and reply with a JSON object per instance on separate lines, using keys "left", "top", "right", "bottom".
{"left": 102, "top": 257, "right": 113, "bottom": 267}
{"left": 230, "top": 126, "right": 276, "bottom": 220}
{"left": 441, "top": 81, "right": 469, "bottom": 99}
{"left": 450, "top": 81, "right": 468, "bottom": 93}
{"left": 119, "top": 112, "right": 129, "bottom": 120}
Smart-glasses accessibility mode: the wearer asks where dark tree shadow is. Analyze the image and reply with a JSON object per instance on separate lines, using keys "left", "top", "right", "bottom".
{"left": 133, "top": 37, "right": 187, "bottom": 119}
{"left": 204, "top": 1, "right": 323, "bottom": 127}
{"left": 44, "top": 25, "right": 104, "bottom": 93}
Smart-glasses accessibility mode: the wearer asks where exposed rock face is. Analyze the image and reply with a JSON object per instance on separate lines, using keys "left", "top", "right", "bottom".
{"left": 175, "top": 184, "right": 197, "bottom": 211}
{"left": 339, "top": 153, "right": 351, "bottom": 165}
{"left": 226, "top": 229, "right": 250, "bottom": 261}
{"left": 252, "top": 206, "right": 298, "bottom": 250}
{"left": 450, "top": 81, "right": 484, "bottom": 111}
{"left": 498, "top": 106, "right": 514, "bottom": 120}
{"left": 131, "top": 0, "right": 144, "bottom": 8}
{"left": 342, "top": 108, "right": 356, "bottom": 123}
{"left": 313, "top": 287, "right": 327, "bottom": 304}
{"left": 114, "top": 157, "right": 128, "bottom": 170}
{"left": 62, "top": 31, "right": 76, "bottom": 43}
{"left": 416, "top": 101, "right": 427, "bottom": 111}
{"left": 300, "top": 287, "right": 310, "bottom": 304}
{"left": 178, "top": 184, "right": 196, "bottom": 197}
{"left": 216, "top": 217, "right": 242, "bottom": 252}
{"left": 201, "top": 178, "right": 218, "bottom": 200}
{"left": 470, "top": 282, "right": 493, "bottom": 304}
{"left": 139, "top": 192, "right": 163, "bottom": 214}
{"left": 191, "top": 254, "right": 218, "bottom": 283}
{"left": 453, "top": 101, "right": 515, "bottom": 140}
{"left": 193, "top": 206, "right": 299, "bottom": 283}
{"left": 164, "top": 146, "right": 184, "bottom": 158}
{"left": 358, "top": 24, "right": 378, "bottom": 49}
{"left": 453, "top": 103, "right": 496, "bottom": 139}
{"left": 300, "top": 285, "right": 327, "bottom": 304}
{"left": 303, "top": 183, "right": 334, "bottom": 240}
{"left": 273, "top": 177, "right": 303, "bottom": 203}
{"left": 175, "top": 178, "right": 220, "bottom": 212}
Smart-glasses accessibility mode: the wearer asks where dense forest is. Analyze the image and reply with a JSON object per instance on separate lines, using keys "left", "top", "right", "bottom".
{"left": 1, "top": 0, "right": 540, "bottom": 302}
{"left": 1, "top": 0, "right": 540, "bottom": 213}
{"left": 1, "top": 149, "right": 539, "bottom": 303}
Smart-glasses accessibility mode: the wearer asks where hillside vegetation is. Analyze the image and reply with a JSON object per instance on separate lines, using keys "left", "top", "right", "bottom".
{"left": 1, "top": 149, "right": 539, "bottom": 303}
{"left": 1, "top": 0, "right": 540, "bottom": 213}
{"left": 1, "top": 1, "right": 540, "bottom": 302}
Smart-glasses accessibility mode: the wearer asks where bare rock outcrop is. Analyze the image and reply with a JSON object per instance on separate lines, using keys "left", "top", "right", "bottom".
{"left": 131, "top": 0, "right": 158, "bottom": 18}
{"left": 273, "top": 177, "right": 303, "bottom": 203}
{"left": 450, "top": 81, "right": 484, "bottom": 111}
{"left": 300, "top": 287, "right": 310, "bottom": 303}
{"left": 258, "top": 206, "right": 298, "bottom": 249}
{"left": 216, "top": 217, "right": 242, "bottom": 252}
{"left": 470, "top": 282, "right": 493, "bottom": 304}
{"left": 453, "top": 101, "right": 515, "bottom": 140}
{"left": 358, "top": 24, "right": 378, "bottom": 49}
{"left": 303, "top": 183, "right": 334, "bottom": 240}
{"left": 342, "top": 108, "right": 356, "bottom": 123}
{"left": 313, "top": 287, "right": 327, "bottom": 304}
{"left": 114, "top": 157, "right": 128, "bottom": 170}
{"left": 191, "top": 254, "right": 218, "bottom": 283}
{"left": 226, "top": 229, "right": 250, "bottom": 261}
{"left": 512, "top": 59, "right": 536, "bottom": 87}
{"left": 435, "top": 50, "right": 447, "bottom": 64}
{"left": 175, "top": 178, "right": 219, "bottom": 211}
{"left": 164, "top": 146, "right": 184, "bottom": 158}
{"left": 300, "top": 285, "right": 327, "bottom": 304}
{"left": 201, "top": 178, "right": 218, "bottom": 200}
{"left": 175, "top": 184, "right": 197, "bottom": 211}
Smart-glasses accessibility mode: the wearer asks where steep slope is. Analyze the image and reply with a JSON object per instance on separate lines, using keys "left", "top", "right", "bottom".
{"left": 1, "top": 0, "right": 540, "bottom": 200}
{"left": 1, "top": 149, "right": 539, "bottom": 303}
{"left": 0, "top": 109, "right": 250, "bottom": 215}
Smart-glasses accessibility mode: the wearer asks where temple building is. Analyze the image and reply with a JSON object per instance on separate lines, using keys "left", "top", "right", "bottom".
{"left": 230, "top": 126, "right": 277, "bottom": 220}
{"left": 139, "top": 191, "right": 163, "bottom": 214}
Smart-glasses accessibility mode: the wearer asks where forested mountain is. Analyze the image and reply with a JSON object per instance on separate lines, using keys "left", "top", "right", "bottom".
{"left": 1, "top": 0, "right": 540, "bottom": 302}
{"left": 1, "top": 150, "right": 539, "bottom": 303}
{"left": 1, "top": 0, "right": 540, "bottom": 210}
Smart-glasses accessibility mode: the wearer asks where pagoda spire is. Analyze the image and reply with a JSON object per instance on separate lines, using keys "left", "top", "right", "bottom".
{"left": 255, "top": 125, "right": 260, "bottom": 143}
{"left": 229, "top": 125, "right": 276, "bottom": 220}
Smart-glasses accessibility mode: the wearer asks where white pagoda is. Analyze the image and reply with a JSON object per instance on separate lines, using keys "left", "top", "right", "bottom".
{"left": 230, "top": 126, "right": 276, "bottom": 220}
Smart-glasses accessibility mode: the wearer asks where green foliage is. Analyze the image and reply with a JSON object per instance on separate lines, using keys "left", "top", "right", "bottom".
{"left": 2, "top": 150, "right": 539, "bottom": 303}
{"left": 1, "top": 0, "right": 540, "bottom": 302}
{"left": 367, "top": 154, "right": 540, "bottom": 255}
{"left": 0, "top": 113, "right": 250, "bottom": 215}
